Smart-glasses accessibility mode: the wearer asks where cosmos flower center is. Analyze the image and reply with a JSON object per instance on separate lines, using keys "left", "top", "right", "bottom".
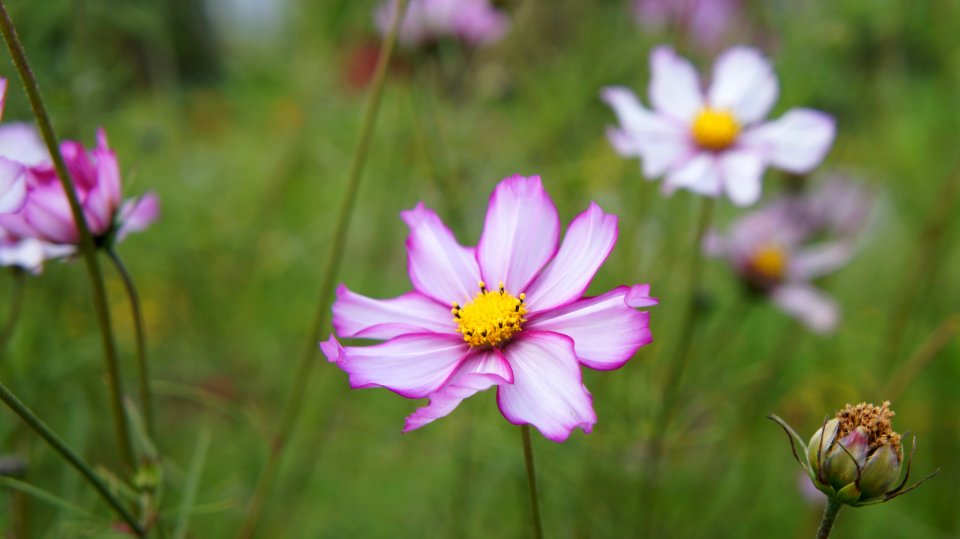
{"left": 691, "top": 108, "right": 740, "bottom": 151}
{"left": 452, "top": 281, "right": 527, "bottom": 348}
{"left": 748, "top": 244, "right": 788, "bottom": 281}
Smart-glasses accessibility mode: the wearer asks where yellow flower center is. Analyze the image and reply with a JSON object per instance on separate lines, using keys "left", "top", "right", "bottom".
{"left": 749, "top": 244, "right": 788, "bottom": 281}
{"left": 691, "top": 108, "right": 740, "bottom": 151}
{"left": 452, "top": 281, "right": 527, "bottom": 348}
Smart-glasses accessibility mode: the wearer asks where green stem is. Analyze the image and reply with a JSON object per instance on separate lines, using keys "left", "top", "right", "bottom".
{"left": 520, "top": 425, "right": 544, "bottom": 539}
{"left": 815, "top": 498, "right": 842, "bottom": 539}
{"left": 0, "top": 0, "right": 135, "bottom": 470}
{"left": 106, "top": 248, "right": 155, "bottom": 440}
{"left": 0, "top": 380, "right": 144, "bottom": 536}
{"left": 0, "top": 268, "right": 26, "bottom": 358}
{"left": 234, "top": 1, "right": 409, "bottom": 537}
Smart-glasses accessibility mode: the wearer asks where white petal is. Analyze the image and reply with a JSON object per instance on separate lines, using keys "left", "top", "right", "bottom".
{"left": 665, "top": 153, "right": 722, "bottom": 197}
{"left": 741, "top": 109, "right": 836, "bottom": 173}
{"left": 601, "top": 87, "right": 693, "bottom": 177}
{"left": 790, "top": 242, "right": 854, "bottom": 280}
{"left": 770, "top": 284, "right": 839, "bottom": 334}
{"left": 649, "top": 46, "right": 704, "bottom": 122}
{"left": 331, "top": 285, "right": 455, "bottom": 340}
{"left": 708, "top": 46, "right": 779, "bottom": 124}
{"left": 720, "top": 149, "right": 765, "bottom": 206}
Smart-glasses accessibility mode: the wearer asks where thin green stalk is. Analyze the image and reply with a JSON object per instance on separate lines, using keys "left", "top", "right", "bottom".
{"left": 0, "top": 380, "right": 144, "bottom": 536}
{"left": 234, "top": 1, "right": 409, "bottom": 537}
{"left": 0, "top": 0, "right": 135, "bottom": 469}
{"left": 520, "top": 425, "right": 544, "bottom": 539}
{"left": 815, "top": 498, "right": 842, "bottom": 539}
{"left": 0, "top": 268, "right": 26, "bottom": 358}
{"left": 107, "top": 248, "right": 155, "bottom": 439}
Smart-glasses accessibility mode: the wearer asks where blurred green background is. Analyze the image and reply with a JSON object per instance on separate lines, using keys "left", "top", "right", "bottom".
{"left": 0, "top": 0, "right": 958, "bottom": 537}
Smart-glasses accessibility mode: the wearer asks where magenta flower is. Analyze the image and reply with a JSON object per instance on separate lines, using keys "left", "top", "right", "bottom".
{"left": 0, "top": 127, "right": 158, "bottom": 247}
{"left": 322, "top": 176, "right": 657, "bottom": 442}
{"left": 704, "top": 179, "right": 872, "bottom": 333}
{"left": 375, "top": 0, "right": 510, "bottom": 49}
{"left": 632, "top": 0, "right": 742, "bottom": 50}
{"left": 602, "top": 46, "right": 836, "bottom": 206}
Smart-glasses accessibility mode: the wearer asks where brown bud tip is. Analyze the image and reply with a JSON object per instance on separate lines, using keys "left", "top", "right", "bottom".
{"left": 835, "top": 401, "right": 901, "bottom": 454}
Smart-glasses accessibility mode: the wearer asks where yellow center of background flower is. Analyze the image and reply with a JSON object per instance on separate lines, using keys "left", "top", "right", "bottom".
{"left": 749, "top": 244, "right": 788, "bottom": 281}
{"left": 453, "top": 281, "right": 527, "bottom": 348}
{"left": 691, "top": 108, "right": 740, "bottom": 151}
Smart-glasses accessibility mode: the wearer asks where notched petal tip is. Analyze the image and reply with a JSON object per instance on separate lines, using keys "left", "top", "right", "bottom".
{"left": 319, "top": 335, "right": 343, "bottom": 363}
{"left": 625, "top": 284, "right": 658, "bottom": 308}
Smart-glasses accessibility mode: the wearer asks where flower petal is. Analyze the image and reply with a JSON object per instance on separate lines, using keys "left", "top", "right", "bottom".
{"left": 524, "top": 203, "right": 618, "bottom": 313}
{"left": 664, "top": 153, "right": 721, "bottom": 196}
{"left": 708, "top": 46, "right": 779, "bottom": 125}
{"left": 770, "top": 284, "right": 839, "bottom": 334}
{"left": 403, "top": 348, "right": 513, "bottom": 432}
{"left": 402, "top": 202, "right": 482, "bottom": 305}
{"left": 477, "top": 176, "right": 559, "bottom": 293}
{"left": 116, "top": 193, "right": 160, "bottom": 242}
{"left": 720, "top": 149, "right": 765, "bottom": 206}
{"left": 790, "top": 242, "right": 853, "bottom": 280}
{"left": 601, "top": 86, "right": 693, "bottom": 178}
{"left": 321, "top": 333, "right": 469, "bottom": 399}
{"left": 0, "top": 157, "right": 27, "bottom": 213}
{"left": 741, "top": 109, "right": 836, "bottom": 173}
{"left": 0, "top": 123, "right": 49, "bottom": 166}
{"left": 528, "top": 285, "right": 655, "bottom": 370}
{"left": 649, "top": 46, "right": 704, "bottom": 122}
{"left": 332, "top": 285, "right": 455, "bottom": 340}
{"left": 496, "top": 331, "right": 596, "bottom": 442}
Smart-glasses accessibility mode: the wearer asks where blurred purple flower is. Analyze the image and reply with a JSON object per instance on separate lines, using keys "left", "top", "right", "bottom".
{"left": 602, "top": 46, "right": 836, "bottom": 206}
{"left": 0, "top": 79, "right": 28, "bottom": 215}
{"left": 632, "top": 0, "right": 742, "bottom": 50}
{"left": 704, "top": 178, "right": 873, "bottom": 333}
{"left": 322, "top": 176, "right": 657, "bottom": 442}
{"left": 375, "top": 0, "right": 510, "bottom": 48}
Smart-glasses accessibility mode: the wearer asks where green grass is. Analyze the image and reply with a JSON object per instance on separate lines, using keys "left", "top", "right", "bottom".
{"left": 1, "top": 0, "right": 958, "bottom": 537}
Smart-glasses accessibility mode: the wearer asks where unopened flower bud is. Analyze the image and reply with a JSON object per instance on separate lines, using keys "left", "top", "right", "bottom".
{"left": 770, "top": 401, "right": 937, "bottom": 508}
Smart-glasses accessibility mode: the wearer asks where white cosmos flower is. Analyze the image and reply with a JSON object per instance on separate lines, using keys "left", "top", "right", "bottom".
{"left": 602, "top": 45, "right": 836, "bottom": 206}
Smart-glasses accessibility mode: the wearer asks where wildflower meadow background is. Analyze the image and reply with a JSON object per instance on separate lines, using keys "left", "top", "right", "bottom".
{"left": 0, "top": 0, "right": 958, "bottom": 537}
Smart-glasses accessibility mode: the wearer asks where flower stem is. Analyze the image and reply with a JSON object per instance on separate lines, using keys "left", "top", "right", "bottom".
{"left": 234, "top": 1, "right": 409, "bottom": 537}
{"left": 520, "top": 425, "right": 544, "bottom": 539}
{"left": 0, "top": 0, "right": 135, "bottom": 470}
{"left": 815, "top": 498, "right": 842, "bottom": 539}
{"left": 0, "top": 380, "right": 144, "bottom": 536}
{"left": 106, "top": 248, "right": 155, "bottom": 440}
{"left": 0, "top": 268, "right": 26, "bottom": 359}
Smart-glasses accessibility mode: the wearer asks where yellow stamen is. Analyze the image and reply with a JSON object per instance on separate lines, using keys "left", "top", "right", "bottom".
{"left": 691, "top": 108, "right": 740, "bottom": 151}
{"left": 452, "top": 281, "right": 527, "bottom": 348}
{"left": 749, "top": 244, "right": 788, "bottom": 281}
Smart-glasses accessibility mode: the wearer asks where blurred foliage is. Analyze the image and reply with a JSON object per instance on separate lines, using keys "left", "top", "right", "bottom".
{"left": 0, "top": 0, "right": 958, "bottom": 537}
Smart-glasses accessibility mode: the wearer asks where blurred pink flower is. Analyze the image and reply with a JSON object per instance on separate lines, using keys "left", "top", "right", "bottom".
{"left": 322, "top": 175, "right": 657, "bottom": 442}
{"left": 0, "top": 128, "right": 158, "bottom": 247}
{"left": 704, "top": 179, "right": 873, "bottom": 332}
{"left": 375, "top": 0, "right": 510, "bottom": 48}
{"left": 602, "top": 46, "right": 836, "bottom": 206}
{"left": 0, "top": 227, "right": 73, "bottom": 274}
{"left": 632, "top": 0, "right": 742, "bottom": 50}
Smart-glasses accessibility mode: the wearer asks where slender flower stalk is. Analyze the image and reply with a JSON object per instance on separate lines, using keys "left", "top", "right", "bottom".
{"left": 521, "top": 425, "right": 544, "bottom": 539}
{"left": 235, "top": 1, "right": 410, "bottom": 536}
{"left": 0, "top": 267, "right": 24, "bottom": 357}
{"left": 0, "top": 380, "right": 144, "bottom": 536}
{"left": 107, "top": 248, "right": 155, "bottom": 439}
{"left": 0, "top": 0, "right": 135, "bottom": 469}
{"left": 816, "top": 498, "right": 842, "bottom": 539}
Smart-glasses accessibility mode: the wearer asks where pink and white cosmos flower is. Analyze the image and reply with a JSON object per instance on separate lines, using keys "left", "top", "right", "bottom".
{"left": 602, "top": 46, "right": 836, "bottom": 206}
{"left": 322, "top": 175, "right": 657, "bottom": 442}
{"left": 375, "top": 0, "right": 510, "bottom": 49}
{"left": 0, "top": 127, "right": 158, "bottom": 247}
{"left": 704, "top": 179, "right": 873, "bottom": 333}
